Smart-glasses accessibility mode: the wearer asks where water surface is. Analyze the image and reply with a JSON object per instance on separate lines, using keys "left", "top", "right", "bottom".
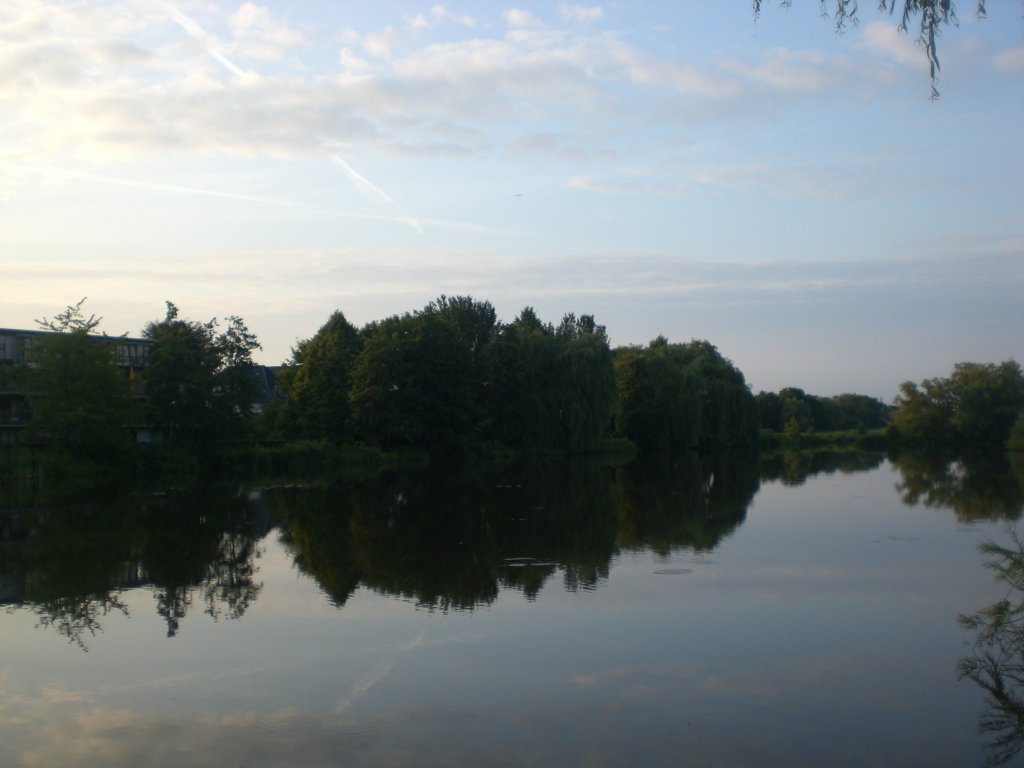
{"left": 1, "top": 453, "right": 1022, "bottom": 767}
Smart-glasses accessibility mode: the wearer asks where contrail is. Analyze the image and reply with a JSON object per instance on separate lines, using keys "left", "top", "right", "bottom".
{"left": 84, "top": 174, "right": 297, "bottom": 206}
{"left": 166, "top": 4, "right": 246, "bottom": 77}
{"left": 331, "top": 155, "right": 395, "bottom": 206}
{"left": 85, "top": 172, "right": 423, "bottom": 232}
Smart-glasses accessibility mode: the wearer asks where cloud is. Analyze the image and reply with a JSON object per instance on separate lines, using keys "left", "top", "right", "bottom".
{"left": 431, "top": 5, "right": 477, "bottom": 28}
{"left": 726, "top": 48, "right": 844, "bottom": 91}
{"left": 858, "top": 21, "right": 926, "bottom": 69}
{"left": 690, "top": 162, "right": 868, "bottom": 199}
{"left": 993, "top": 46, "right": 1024, "bottom": 73}
{"left": 363, "top": 25, "right": 400, "bottom": 58}
{"left": 567, "top": 174, "right": 686, "bottom": 197}
{"left": 228, "top": 3, "right": 305, "bottom": 61}
{"left": 507, "top": 131, "right": 587, "bottom": 161}
{"left": 559, "top": 4, "right": 605, "bottom": 24}
{"left": 503, "top": 8, "right": 545, "bottom": 28}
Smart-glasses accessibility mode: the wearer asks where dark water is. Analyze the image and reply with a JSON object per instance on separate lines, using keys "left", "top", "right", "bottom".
{"left": 2, "top": 452, "right": 1023, "bottom": 767}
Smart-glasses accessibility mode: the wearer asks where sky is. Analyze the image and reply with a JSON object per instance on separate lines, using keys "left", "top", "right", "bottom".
{"left": 1, "top": 0, "right": 1021, "bottom": 400}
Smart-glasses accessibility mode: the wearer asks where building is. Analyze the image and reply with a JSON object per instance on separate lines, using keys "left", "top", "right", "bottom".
{"left": 0, "top": 328, "right": 153, "bottom": 444}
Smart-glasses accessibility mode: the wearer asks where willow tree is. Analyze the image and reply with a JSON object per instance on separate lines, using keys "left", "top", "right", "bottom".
{"left": 614, "top": 337, "right": 758, "bottom": 452}
{"left": 754, "top": 0, "right": 991, "bottom": 98}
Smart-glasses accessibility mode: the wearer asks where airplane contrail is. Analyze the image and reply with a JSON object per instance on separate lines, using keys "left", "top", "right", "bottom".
{"left": 331, "top": 155, "right": 395, "bottom": 206}
{"left": 84, "top": 174, "right": 297, "bottom": 206}
{"left": 166, "top": 4, "right": 246, "bottom": 77}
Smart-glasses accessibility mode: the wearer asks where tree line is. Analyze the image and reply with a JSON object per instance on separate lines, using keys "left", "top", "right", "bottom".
{"left": 9, "top": 296, "right": 1024, "bottom": 470}
{"left": 269, "top": 296, "right": 760, "bottom": 455}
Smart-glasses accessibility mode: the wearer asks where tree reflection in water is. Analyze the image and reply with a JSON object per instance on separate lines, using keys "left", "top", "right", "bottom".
{"left": 0, "top": 489, "right": 268, "bottom": 648}
{"left": 960, "top": 527, "right": 1024, "bottom": 767}
{"left": 273, "top": 453, "right": 760, "bottom": 612}
{"left": 758, "top": 449, "right": 884, "bottom": 487}
{"left": 892, "top": 450, "right": 1024, "bottom": 523}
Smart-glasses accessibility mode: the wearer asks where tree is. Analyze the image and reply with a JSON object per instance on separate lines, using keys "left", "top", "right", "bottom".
{"left": 25, "top": 299, "right": 134, "bottom": 456}
{"left": 554, "top": 314, "right": 618, "bottom": 452}
{"left": 1010, "top": 411, "right": 1024, "bottom": 453}
{"left": 420, "top": 295, "right": 500, "bottom": 434}
{"left": 754, "top": 0, "right": 990, "bottom": 98}
{"left": 142, "top": 302, "right": 261, "bottom": 447}
{"left": 614, "top": 337, "right": 758, "bottom": 452}
{"left": 350, "top": 311, "right": 474, "bottom": 453}
{"left": 890, "top": 360, "right": 1024, "bottom": 447}
{"left": 277, "top": 310, "right": 363, "bottom": 441}
{"left": 481, "top": 307, "right": 561, "bottom": 450}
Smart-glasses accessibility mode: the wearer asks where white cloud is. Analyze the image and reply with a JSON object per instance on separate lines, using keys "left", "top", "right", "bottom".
{"left": 690, "top": 163, "right": 867, "bottom": 199}
{"left": 228, "top": 3, "right": 306, "bottom": 62}
{"left": 605, "top": 39, "right": 738, "bottom": 96}
{"left": 727, "top": 48, "right": 838, "bottom": 91}
{"left": 339, "top": 47, "right": 371, "bottom": 73}
{"left": 559, "top": 4, "right": 604, "bottom": 24}
{"left": 993, "top": 46, "right": 1024, "bottom": 73}
{"left": 431, "top": 5, "right": 477, "bottom": 28}
{"left": 502, "top": 8, "right": 544, "bottom": 28}
{"left": 363, "top": 25, "right": 400, "bottom": 58}
{"left": 567, "top": 174, "right": 685, "bottom": 196}
{"left": 858, "top": 21, "right": 926, "bottom": 68}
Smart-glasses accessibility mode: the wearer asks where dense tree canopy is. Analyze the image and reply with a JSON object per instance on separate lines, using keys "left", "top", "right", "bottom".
{"left": 889, "top": 360, "right": 1024, "bottom": 448}
{"left": 276, "top": 310, "right": 363, "bottom": 442}
{"left": 350, "top": 310, "right": 474, "bottom": 453}
{"left": 142, "top": 302, "right": 261, "bottom": 447}
{"left": 614, "top": 337, "right": 759, "bottom": 452}
{"left": 756, "top": 388, "right": 891, "bottom": 433}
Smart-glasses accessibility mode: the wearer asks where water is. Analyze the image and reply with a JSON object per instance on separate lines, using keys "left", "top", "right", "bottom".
{"left": 1, "top": 453, "right": 1022, "bottom": 767}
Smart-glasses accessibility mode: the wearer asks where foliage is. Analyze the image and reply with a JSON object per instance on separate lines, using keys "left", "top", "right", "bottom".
{"left": 890, "top": 449, "right": 1024, "bottom": 521}
{"left": 754, "top": 0, "right": 990, "bottom": 98}
{"left": 24, "top": 299, "right": 134, "bottom": 456}
{"left": 350, "top": 310, "right": 474, "bottom": 453}
{"left": 482, "top": 308, "right": 617, "bottom": 453}
{"left": 756, "top": 388, "right": 890, "bottom": 433}
{"left": 889, "top": 361, "right": 1024, "bottom": 448}
{"left": 614, "top": 337, "right": 758, "bottom": 452}
{"left": 276, "top": 310, "right": 362, "bottom": 441}
{"left": 959, "top": 526, "right": 1024, "bottom": 766}
{"left": 142, "top": 302, "right": 261, "bottom": 448}
{"left": 481, "top": 307, "right": 561, "bottom": 450}
{"left": 1010, "top": 411, "right": 1024, "bottom": 453}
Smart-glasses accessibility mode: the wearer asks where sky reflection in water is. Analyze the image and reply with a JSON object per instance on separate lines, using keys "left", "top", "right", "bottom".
{"left": 1, "top": 453, "right": 1023, "bottom": 767}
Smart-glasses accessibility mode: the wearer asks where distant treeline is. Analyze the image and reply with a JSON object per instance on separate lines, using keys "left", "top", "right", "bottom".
{"left": 7, "top": 296, "right": 1024, "bottom": 475}
{"left": 270, "top": 296, "right": 760, "bottom": 455}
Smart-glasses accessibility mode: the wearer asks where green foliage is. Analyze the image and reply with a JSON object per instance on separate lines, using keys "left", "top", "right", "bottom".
{"left": 276, "top": 310, "right": 362, "bottom": 441}
{"left": 481, "top": 307, "right": 561, "bottom": 450}
{"left": 351, "top": 311, "right": 474, "bottom": 453}
{"left": 757, "top": 387, "right": 890, "bottom": 433}
{"left": 891, "top": 449, "right": 1024, "bottom": 521}
{"left": 142, "top": 302, "right": 262, "bottom": 448}
{"left": 958, "top": 526, "right": 1024, "bottom": 766}
{"left": 614, "top": 337, "right": 758, "bottom": 452}
{"left": 1009, "top": 411, "right": 1024, "bottom": 453}
{"left": 25, "top": 300, "right": 134, "bottom": 457}
{"left": 890, "top": 361, "right": 1024, "bottom": 448}
{"left": 481, "top": 308, "right": 617, "bottom": 453}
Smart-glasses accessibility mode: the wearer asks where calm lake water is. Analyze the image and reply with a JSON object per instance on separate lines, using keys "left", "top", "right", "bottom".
{"left": 2, "top": 452, "right": 1023, "bottom": 767}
